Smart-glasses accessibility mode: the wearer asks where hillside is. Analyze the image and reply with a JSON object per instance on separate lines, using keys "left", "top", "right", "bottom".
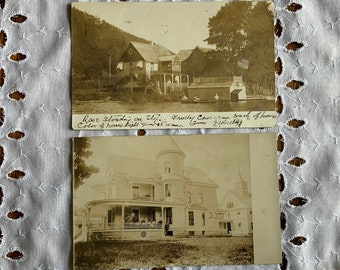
{"left": 71, "top": 7, "right": 149, "bottom": 77}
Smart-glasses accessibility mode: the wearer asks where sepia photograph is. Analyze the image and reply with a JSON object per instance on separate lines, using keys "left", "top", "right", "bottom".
{"left": 73, "top": 134, "right": 281, "bottom": 269}
{"left": 71, "top": 1, "right": 276, "bottom": 129}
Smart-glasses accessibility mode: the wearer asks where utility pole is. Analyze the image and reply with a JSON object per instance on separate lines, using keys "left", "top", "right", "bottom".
{"left": 108, "top": 47, "right": 113, "bottom": 85}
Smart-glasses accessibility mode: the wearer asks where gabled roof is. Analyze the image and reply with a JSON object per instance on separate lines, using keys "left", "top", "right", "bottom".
{"left": 185, "top": 167, "right": 218, "bottom": 188}
{"left": 176, "top": 46, "right": 214, "bottom": 61}
{"left": 177, "top": 49, "right": 193, "bottom": 61}
{"left": 158, "top": 55, "right": 178, "bottom": 62}
{"left": 195, "top": 46, "right": 214, "bottom": 53}
{"left": 219, "top": 191, "right": 252, "bottom": 209}
{"left": 130, "top": 41, "right": 174, "bottom": 63}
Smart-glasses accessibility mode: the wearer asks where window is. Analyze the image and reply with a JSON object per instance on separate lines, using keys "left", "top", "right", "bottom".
{"left": 188, "top": 211, "right": 194, "bottom": 226}
{"left": 132, "top": 186, "right": 139, "bottom": 198}
{"left": 251, "top": 222, "right": 253, "bottom": 230}
{"left": 165, "top": 161, "right": 171, "bottom": 173}
{"left": 165, "top": 208, "right": 173, "bottom": 224}
{"left": 116, "top": 62, "right": 123, "bottom": 70}
{"left": 165, "top": 184, "right": 171, "bottom": 197}
{"left": 151, "top": 63, "right": 158, "bottom": 71}
{"left": 198, "top": 192, "right": 203, "bottom": 204}
{"left": 202, "top": 212, "right": 205, "bottom": 226}
{"left": 108, "top": 209, "right": 113, "bottom": 224}
{"left": 136, "top": 61, "right": 143, "bottom": 68}
{"left": 187, "top": 191, "right": 191, "bottom": 203}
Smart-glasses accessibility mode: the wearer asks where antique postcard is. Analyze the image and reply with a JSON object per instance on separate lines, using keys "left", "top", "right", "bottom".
{"left": 73, "top": 133, "right": 281, "bottom": 268}
{"left": 71, "top": 1, "right": 276, "bottom": 129}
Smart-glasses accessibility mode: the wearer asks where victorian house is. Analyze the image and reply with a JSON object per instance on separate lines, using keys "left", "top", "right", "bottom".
{"left": 115, "top": 41, "right": 189, "bottom": 94}
{"left": 74, "top": 139, "right": 225, "bottom": 241}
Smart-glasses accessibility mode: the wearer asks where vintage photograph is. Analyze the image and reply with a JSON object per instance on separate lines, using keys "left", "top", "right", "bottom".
{"left": 73, "top": 134, "right": 281, "bottom": 269}
{"left": 71, "top": 1, "right": 276, "bottom": 129}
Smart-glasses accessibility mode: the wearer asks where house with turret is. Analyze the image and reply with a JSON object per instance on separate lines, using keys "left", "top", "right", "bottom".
{"left": 75, "top": 139, "right": 225, "bottom": 241}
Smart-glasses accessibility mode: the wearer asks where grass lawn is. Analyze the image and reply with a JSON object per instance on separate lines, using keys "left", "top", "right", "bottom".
{"left": 74, "top": 237, "right": 253, "bottom": 269}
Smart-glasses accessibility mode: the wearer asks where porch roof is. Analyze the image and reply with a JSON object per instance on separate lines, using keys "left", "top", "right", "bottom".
{"left": 85, "top": 199, "right": 185, "bottom": 209}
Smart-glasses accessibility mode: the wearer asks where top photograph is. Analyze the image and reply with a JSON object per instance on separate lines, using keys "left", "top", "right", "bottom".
{"left": 71, "top": 1, "right": 276, "bottom": 130}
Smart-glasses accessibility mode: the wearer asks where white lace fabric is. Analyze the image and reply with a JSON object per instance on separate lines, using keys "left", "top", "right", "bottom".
{"left": 0, "top": 0, "right": 339, "bottom": 269}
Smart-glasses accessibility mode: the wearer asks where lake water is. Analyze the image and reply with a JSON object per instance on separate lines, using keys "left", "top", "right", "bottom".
{"left": 73, "top": 99, "right": 275, "bottom": 114}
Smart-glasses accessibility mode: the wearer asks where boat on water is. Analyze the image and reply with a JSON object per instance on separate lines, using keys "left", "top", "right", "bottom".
{"left": 181, "top": 99, "right": 222, "bottom": 104}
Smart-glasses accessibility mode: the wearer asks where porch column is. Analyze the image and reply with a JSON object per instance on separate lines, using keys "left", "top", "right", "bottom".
{"left": 82, "top": 215, "right": 86, "bottom": 239}
{"left": 121, "top": 204, "right": 125, "bottom": 229}
{"left": 122, "top": 204, "right": 125, "bottom": 239}
{"left": 86, "top": 207, "right": 91, "bottom": 241}
{"left": 161, "top": 206, "right": 164, "bottom": 238}
{"left": 163, "top": 74, "right": 166, "bottom": 95}
{"left": 171, "top": 74, "right": 174, "bottom": 92}
{"left": 179, "top": 74, "right": 182, "bottom": 92}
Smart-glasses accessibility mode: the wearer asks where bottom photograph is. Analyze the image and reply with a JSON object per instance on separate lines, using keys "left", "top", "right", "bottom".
{"left": 72, "top": 133, "right": 281, "bottom": 269}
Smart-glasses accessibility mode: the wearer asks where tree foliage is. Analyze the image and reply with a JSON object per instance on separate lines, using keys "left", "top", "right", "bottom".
{"left": 205, "top": 2, "right": 274, "bottom": 92}
{"left": 73, "top": 138, "right": 99, "bottom": 189}
{"left": 71, "top": 7, "right": 149, "bottom": 78}
{"left": 205, "top": 2, "right": 251, "bottom": 74}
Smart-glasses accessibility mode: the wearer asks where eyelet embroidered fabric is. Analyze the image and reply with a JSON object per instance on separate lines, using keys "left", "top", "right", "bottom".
{"left": 0, "top": 0, "right": 339, "bottom": 269}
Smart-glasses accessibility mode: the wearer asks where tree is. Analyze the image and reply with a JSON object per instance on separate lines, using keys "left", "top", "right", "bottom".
{"left": 205, "top": 2, "right": 252, "bottom": 75}
{"left": 71, "top": 7, "right": 150, "bottom": 79}
{"left": 244, "top": 1, "right": 274, "bottom": 93}
{"left": 205, "top": 2, "right": 275, "bottom": 94}
{"left": 73, "top": 138, "right": 99, "bottom": 189}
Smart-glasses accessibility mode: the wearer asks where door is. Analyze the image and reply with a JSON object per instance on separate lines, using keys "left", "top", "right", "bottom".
{"left": 227, "top": 222, "right": 232, "bottom": 234}
{"left": 132, "top": 209, "right": 140, "bottom": 223}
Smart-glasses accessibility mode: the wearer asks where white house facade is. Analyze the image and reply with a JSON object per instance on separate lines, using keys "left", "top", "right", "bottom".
{"left": 219, "top": 179, "right": 253, "bottom": 236}
{"left": 74, "top": 140, "right": 227, "bottom": 241}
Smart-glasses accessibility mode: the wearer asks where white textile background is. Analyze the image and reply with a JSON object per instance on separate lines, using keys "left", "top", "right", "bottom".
{"left": 0, "top": 0, "right": 339, "bottom": 269}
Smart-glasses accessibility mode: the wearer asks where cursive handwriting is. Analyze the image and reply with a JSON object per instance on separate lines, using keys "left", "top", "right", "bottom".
{"left": 74, "top": 111, "right": 276, "bottom": 130}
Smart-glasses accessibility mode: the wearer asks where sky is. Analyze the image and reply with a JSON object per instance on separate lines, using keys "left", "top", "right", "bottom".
{"left": 73, "top": 2, "right": 226, "bottom": 52}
